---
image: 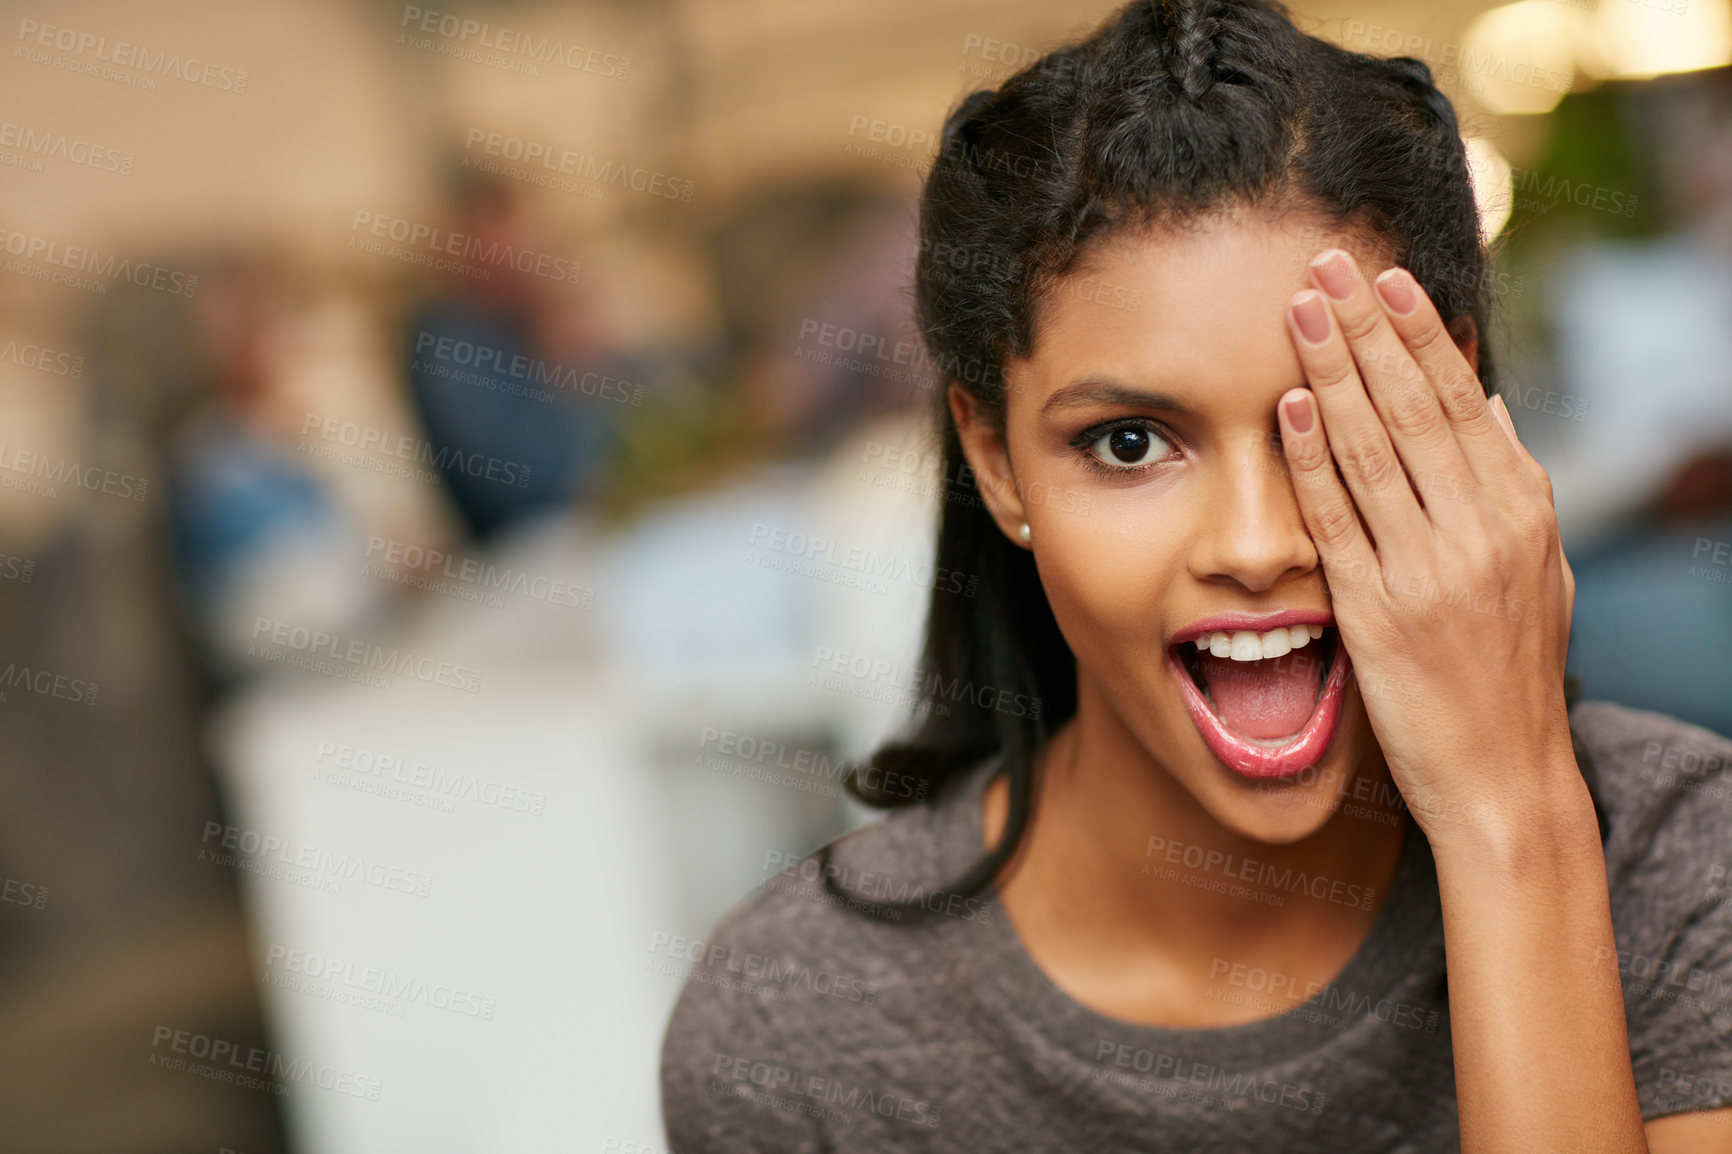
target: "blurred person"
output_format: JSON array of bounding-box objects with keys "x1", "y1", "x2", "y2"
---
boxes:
[
  {"x1": 596, "y1": 188, "x2": 931, "y2": 515},
  {"x1": 404, "y1": 173, "x2": 626, "y2": 539},
  {"x1": 719, "y1": 189, "x2": 931, "y2": 458},
  {"x1": 661, "y1": 2, "x2": 1732, "y2": 1151},
  {"x1": 166, "y1": 256, "x2": 380, "y2": 685}
]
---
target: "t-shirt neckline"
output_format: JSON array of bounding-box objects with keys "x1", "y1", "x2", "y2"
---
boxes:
[{"x1": 937, "y1": 754, "x2": 1444, "y2": 1071}]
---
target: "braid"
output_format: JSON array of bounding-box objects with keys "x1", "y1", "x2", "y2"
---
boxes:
[
  {"x1": 942, "y1": 88, "x2": 997, "y2": 151},
  {"x1": 1383, "y1": 56, "x2": 1460, "y2": 137},
  {"x1": 1158, "y1": 0, "x2": 1223, "y2": 100}
]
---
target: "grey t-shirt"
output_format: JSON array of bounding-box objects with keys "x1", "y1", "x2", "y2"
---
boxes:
[{"x1": 659, "y1": 702, "x2": 1732, "y2": 1151}]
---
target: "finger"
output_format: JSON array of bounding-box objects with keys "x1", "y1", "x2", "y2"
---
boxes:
[
  {"x1": 1560, "y1": 546, "x2": 1576, "y2": 650},
  {"x1": 1308, "y1": 250, "x2": 1475, "y2": 521},
  {"x1": 1490, "y1": 394, "x2": 1560, "y2": 505},
  {"x1": 1490, "y1": 394, "x2": 1533, "y2": 469},
  {"x1": 1369, "y1": 265, "x2": 1530, "y2": 495},
  {"x1": 1277, "y1": 387, "x2": 1380, "y2": 587},
  {"x1": 1286, "y1": 288, "x2": 1423, "y2": 548}
]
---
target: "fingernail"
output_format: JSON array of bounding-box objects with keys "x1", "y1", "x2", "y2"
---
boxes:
[
  {"x1": 1282, "y1": 392, "x2": 1314, "y2": 434},
  {"x1": 1492, "y1": 394, "x2": 1519, "y2": 444},
  {"x1": 1310, "y1": 250, "x2": 1358, "y2": 301},
  {"x1": 1374, "y1": 268, "x2": 1417, "y2": 315},
  {"x1": 1290, "y1": 293, "x2": 1330, "y2": 345}
]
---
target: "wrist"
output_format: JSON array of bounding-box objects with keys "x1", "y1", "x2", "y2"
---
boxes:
[{"x1": 1422, "y1": 759, "x2": 1604, "y2": 878}]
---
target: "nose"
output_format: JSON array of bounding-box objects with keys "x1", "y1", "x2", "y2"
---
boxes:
[{"x1": 1189, "y1": 428, "x2": 1318, "y2": 594}]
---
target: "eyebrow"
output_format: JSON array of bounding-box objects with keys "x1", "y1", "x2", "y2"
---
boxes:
[{"x1": 1040, "y1": 378, "x2": 1193, "y2": 416}]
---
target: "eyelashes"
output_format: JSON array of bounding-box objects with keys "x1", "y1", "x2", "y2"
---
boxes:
[{"x1": 1069, "y1": 417, "x2": 1181, "y2": 476}]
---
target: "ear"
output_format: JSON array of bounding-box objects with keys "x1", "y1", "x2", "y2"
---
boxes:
[
  {"x1": 948, "y1": 384, "x2": 1031, "y2": 549},
  {"x1": 1446, "y1": 314, "x2": 1480, "y2": 376}
]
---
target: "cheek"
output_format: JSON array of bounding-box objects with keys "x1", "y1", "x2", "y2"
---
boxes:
[{"x1": 1030, "y1": 501, "x2": 1188, "y2": 671}]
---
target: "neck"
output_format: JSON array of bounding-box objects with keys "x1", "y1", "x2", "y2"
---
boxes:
[{"x1": 983, "y1": 689, "x2": 1409, "y2": 1019}]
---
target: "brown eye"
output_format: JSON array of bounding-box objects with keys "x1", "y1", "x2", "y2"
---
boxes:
[{"x1": 1088, "y1": 423, "x2": 1171, "y2": 468}]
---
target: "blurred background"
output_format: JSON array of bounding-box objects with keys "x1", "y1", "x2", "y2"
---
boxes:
[{"x1": 0, "y1": 0, "x2": 1729, "y2": 1150}]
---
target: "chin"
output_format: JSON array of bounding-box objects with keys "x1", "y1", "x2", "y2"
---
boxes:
[{"x1": 1162, "y1": 670, "x2": 1378, "y2": 847}]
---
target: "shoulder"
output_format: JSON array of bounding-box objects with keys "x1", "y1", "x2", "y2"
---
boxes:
[
  {"x1": 659, "y1": 768, "x2": 993, "y2": 1150},
  {"x1": 1571, "y1": 699, "x2": 1730, "y2": 945},
  {"x1": 1569, "y1": 702, "x2": 1732, "y2": 1120},
  {"x1": 1570, "y1": 699, "x2": 1732, "y2": 778},
  {"x1": 1571, "y1": 699, "x2": 1732, "y2": 866}
]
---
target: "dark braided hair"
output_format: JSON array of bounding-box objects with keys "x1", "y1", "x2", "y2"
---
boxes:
[
  {"x1": 1162, "y1": 0, "x2": 1221, "y2": 98},
  {"x1": 819, "y1": 0, "x2": 1606, "y2": 920}
]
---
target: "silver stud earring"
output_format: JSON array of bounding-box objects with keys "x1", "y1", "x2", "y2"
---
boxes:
[{"x1": 1017, "y1": 522, "x2": 1031, "y2": 545}]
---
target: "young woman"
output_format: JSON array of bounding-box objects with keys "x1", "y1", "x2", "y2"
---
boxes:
[{"x1": 660, "y1": 2, "x2": 1732, "y2": 1149}]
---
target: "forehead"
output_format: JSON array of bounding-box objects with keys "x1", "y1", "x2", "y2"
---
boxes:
[{"x1": 1012, "y1": 211, "x2": 1389, "y2": 401}]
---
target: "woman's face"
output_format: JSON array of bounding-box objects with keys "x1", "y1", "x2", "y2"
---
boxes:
[{"x1": 957, "y1": 212, "x2": 1435, "y2": 844}]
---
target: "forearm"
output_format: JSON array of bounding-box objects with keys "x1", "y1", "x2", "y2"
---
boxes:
[{"x1": 1429, "y1": 770, "x2": 1647, "y2": 1154}]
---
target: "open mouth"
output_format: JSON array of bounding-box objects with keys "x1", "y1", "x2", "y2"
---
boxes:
[{"x1": 1165, "y1": 619, "x2": 1352, "y2": 780}]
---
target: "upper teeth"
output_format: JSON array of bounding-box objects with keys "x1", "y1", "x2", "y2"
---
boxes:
[{"x1": 1193, "y1": 624, "x2": 1323, "y2": 661}]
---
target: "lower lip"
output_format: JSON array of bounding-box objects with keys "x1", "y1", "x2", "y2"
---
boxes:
[{"x1": 1166, "y1": 642, "x2": 1353, "y2": 780}]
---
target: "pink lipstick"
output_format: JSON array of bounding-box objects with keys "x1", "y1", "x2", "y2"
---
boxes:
[{"x1": 1167, "y1": 612, "x2": 1350, "y2": 780}]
